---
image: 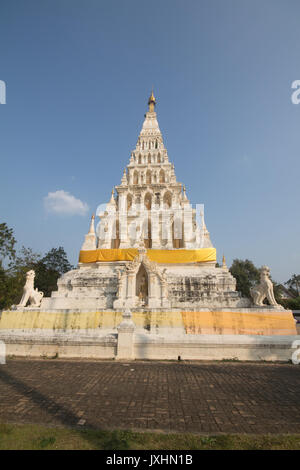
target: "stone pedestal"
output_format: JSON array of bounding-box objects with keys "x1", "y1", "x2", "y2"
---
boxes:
[{"x1": 116, "y1": 309, "x2": 135, "y2": 360}]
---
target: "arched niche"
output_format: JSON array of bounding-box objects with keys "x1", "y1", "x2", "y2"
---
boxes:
[
  {"x1": 113, "y1": 253, "x2": 170, "y2": 310},
  {"x1": 159, "y1": 169, "x2": 165, "y2": 183},
  {"x1": 146, "y1": 170, "x2": 152, "y2": 184},
  {"x1": 163, "y1": 191, "x2": 172, "y2": 208},
  {"x1": 144, "y1": 192, "x2": 152, "y2": 210},
  {"x1": 136, "y1": 264, "x2": 148, "y2": 303}
]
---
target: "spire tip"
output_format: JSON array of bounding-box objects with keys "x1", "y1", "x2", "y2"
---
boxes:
[{"x1": 148, "y1": 89, "x2": 156, "y2": 112}]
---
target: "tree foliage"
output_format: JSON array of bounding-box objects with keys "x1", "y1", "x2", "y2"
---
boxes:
[
  {"x1": 40, "y1": 247, "x2": 73, "y2": 275},
  {"x1": 0, "y1": 223, "x2": 16, "y2": 265},
  {"x1": 280, "y1": 297, "x2": 300, "y2": 311},
  {"x1": 9, "y1": 247, "x2": 41, "y2": 274},
  {"x1": 35, "y1": 247, "x2": 73, "y2": 297},
  {"x1": 229, "y1": 259, "x2": 260, "y2": 298},
  {"x1": 285, "y1": 274, "x2": 300, "y2": 296}
]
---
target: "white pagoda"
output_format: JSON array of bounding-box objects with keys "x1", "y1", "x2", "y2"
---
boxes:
[
  {"x1": 1, "y1": 92, "x2": 296, "y2": 361},
  {"x1": 42, "y1": 92, "x2": 247, "y2": 311}
]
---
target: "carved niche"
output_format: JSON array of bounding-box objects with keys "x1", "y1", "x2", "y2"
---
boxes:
[{"x1": 113, "y1": 248, "x2": 170, "y2": 309}]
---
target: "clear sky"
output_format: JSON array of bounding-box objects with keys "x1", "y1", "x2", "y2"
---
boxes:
[{"x1": 0, "y1": 0, "x2": 299, "y2": 283}]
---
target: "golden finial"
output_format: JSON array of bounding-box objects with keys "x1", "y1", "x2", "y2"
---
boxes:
[
  {"x1": 222, "y1": 254, "x2": 227, "y2": 269},
  {"x1": 92, "y1": 213, "x2": 95, "y2": 220},
  {"x1": 148, "y1": 89, "x2": 156, "y2": 112}
]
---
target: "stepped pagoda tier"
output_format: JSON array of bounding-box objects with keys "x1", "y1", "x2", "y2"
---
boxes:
[
  {"x1": 41, "y1": 92, "x2": 250, "y2": 311},
  {"x1": 86, "y1": 91, "x2": 213, "y2": 252}
]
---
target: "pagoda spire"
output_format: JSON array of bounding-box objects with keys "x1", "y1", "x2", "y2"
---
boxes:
[
  {"x1": 109, "y1": 188, "x2": 116, "y2": 205},
  {"x1": 81, "y1": 214, "x2": 96, "y2": 251},
  {"x1": 137, "y1": 90, "x2": 162, "y2": 146},
  {"x1": 222, "y1": 254, "x2": 228, "y2": 271},
  {"x1": 88, "y1": 214, "x2": 95, "y2": 234}
]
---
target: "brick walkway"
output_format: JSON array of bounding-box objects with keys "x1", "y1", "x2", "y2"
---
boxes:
[{"x1": 0, "y1": 359, "x2": 300, "y2": 434}]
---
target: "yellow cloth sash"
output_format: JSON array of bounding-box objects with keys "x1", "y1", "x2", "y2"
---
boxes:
[
  {"x1": 79, "y1": 248, "x2": 216, "y2": 264},
  {"x1": 147, "y1": 248, "x2": 216, "y2": 263}
]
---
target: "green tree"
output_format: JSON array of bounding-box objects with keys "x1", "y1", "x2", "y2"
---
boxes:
[
  {"x1": 280, "y1": 297, "x2": 300, "y2": 311},
  {"x1": 0, "y1": 222, "x2": 16, "y2": 265},
  {"x1": 0, "y1": 223, "x2": 17, "y2": 309},
  {"x1": 229, "y1": 259, "x2": 260, "y2": 298},
  {"x1": 285, "y1": 274, "x2": 300, "y2": 296},
  {"x1": 0, "y1": 264, "x2": 9, "y2": 309},
  {"x1": 35, "y1": 247, "x2": 73, "y2": 297},
  {"x1": 40, "y1": 247, "x2": 73, "y2": 275},
  {"x1": 9, "y1": 246, "x2": 41, "y2": 273},
  {"x1": 0, "y1": 265, "x2": 24, "y2": 310}
]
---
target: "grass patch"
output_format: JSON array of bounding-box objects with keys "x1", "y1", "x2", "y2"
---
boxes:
[{"x1": 0, "y1": 423, "x2": 300, "y2": 450}]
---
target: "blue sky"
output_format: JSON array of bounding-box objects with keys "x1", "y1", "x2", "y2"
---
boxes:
[{"x1": 0, "y1": 0, "x2": 299, "y2": 283}]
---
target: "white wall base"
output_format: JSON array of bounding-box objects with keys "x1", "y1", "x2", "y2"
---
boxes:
[{"x1": 0, "y1": 330, "x2": 299, "y2": 362}]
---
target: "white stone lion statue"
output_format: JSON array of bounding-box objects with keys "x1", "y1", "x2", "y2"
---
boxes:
[
  {"x1": 250, "y1": 266, "x2": 279, "y2": 307},
  {"x1": 17, "y1": 270, "x2": 44, "y2": 308}
]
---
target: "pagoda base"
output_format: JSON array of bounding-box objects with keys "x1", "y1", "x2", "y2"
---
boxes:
[
  {"x1": 0, "y1": 307, "x2": 298, "y2": 362},
  {"x1": 38, "y1": 260, "x2": 252, "y2": 311}
]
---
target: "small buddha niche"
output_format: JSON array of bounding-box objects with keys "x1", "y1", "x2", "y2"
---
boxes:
[
  {"x1": 144, "y1": 193, "x2": 152, "y2": 210},
  {"x1": 136, "y1": 264, "x2": 148, "y2": 304}
]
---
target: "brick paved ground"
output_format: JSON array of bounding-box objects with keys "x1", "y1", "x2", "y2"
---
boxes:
[{"x1": 0, "y1": 359, "x2": 300, "y2": 434}]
